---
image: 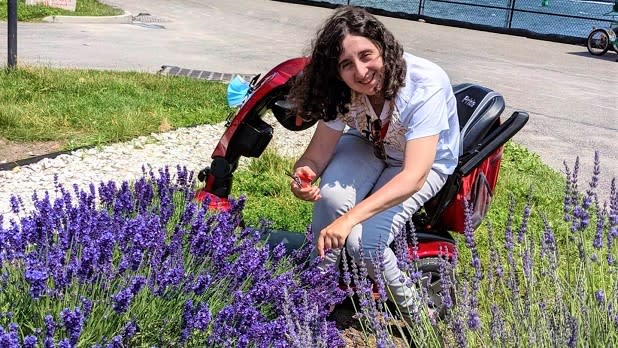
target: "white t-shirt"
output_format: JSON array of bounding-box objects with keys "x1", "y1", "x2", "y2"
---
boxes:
[{"x1": 325, "y1": 52, "x2": 460, "y2": 175}]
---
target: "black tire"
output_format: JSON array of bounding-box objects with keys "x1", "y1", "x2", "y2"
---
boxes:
[
  {"x1": 414, "y1": 257, "x2": 456, "y2": 319},
  {"x1": 611, "y1": 26, "x2": 618, "y2": 53},
  {"x1": 587, "y1": 29, "x2": 610, "y2": 56},
  {"x1": 269, "y1": 84, "x2": 317, "y2": 132}
]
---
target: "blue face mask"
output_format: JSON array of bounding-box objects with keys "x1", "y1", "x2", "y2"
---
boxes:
[{"x1": 227, "y1": 75, "x2": 251, "y2": 107}]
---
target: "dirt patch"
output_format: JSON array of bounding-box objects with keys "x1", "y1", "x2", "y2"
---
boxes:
[
  {"x1": 0, "y1": 137, "x2": 64, "y2": 165},
  {"x1": 332, "y1": 299, "x2": 411, "y2": 347}
]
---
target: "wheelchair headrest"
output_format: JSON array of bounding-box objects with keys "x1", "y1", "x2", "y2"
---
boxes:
[{"x1": 452, "y1": 83, "x2": 505, "y2": 154}]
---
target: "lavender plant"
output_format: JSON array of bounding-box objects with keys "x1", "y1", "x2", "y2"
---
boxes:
[
  {"x1": 0, "y1": 166, "x2": 344, "y2": 347},
  {"x1": 335, "y1": 151, "x2": 616, "y2": 347},
  {"x1": 1, "y1": 148, "x2": 616, "y2": 347},
  {"x1": 444, "y1": 152, "x2": 617, "y2": 346}
]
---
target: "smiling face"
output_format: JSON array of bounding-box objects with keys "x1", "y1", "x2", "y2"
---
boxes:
[{"x1": 337, "y1": 34, "x2": 385, "y2": 97}]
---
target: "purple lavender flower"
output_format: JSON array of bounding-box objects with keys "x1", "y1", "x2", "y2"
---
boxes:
[
  {"x1": 44, "y1": 314, "x2": 56, "y2": 338},
  {"x1": 463, "y1": 200, "x2": 481, "y2": 278},
  {"x1": 154, "y1": 264, "x2": 185, "y2": 294},
  {"x1": 504, "y1": 195, "x2": 515, "y2": 253},
  {"x1": 451, "y1": 315, "x2": 467, "y2": 347},
  {"x1": 111, "y1": 276, "x2": 146, "y2": 314},
  {"x1": 280, "y1": 287, "x2": 344, "y2": 348},
  {"x1": 180, "y1": 299, "x2": 194, "y2": 343},
  {"x1": 563, "y1": 160, "x2": 574, "y2": 221},
  {"x1": 123, "y1": 320, "x2": 138, "y2": 339},
  {"x1": 591, "y1": 204, "x2": 606, "y2": 251},
  {"x1": 191, "y1": 273, "x2": 212, "y2": 296},
  {"x1": 571, "y1": 157, "x2": 581, "y2": 200},
  {"x1": 106, "y1": 336, "x2": 122, "y2": 348},
  {"x1": 504, "y1": 195, "x2": 520, "y2": 300},
  {"x1": 155, "y1": 167, "x2": 175, "y2": 225},
  {"x1": 289, "y1": 226, "x2": 314, "y2": 265},
  {"x1": 340, "y1": 250, "x2": 354, "y2": 298},
  {"x1": 595, "y1": 290, "x2": 605, "y2": 305},
  {"x1": 271, "y1": 242, "x2": 287, "y2": 263},
  {"x1": 193, "y1": 303, "x2": 211, "y2": 331},
  {"x1": 371, "y1": 241, "x2": 389, "y2": 303},
  {"x1": 489, "y1": 305, "x2": 504, "y2": 343},
  {"x1": 583, "y1": 151, "x2": 601, "y2": 209},
  {"x1": 61, "y1": 307, "x2": 85, "y2": 346},
  {"x1": 517, "y1": 197, "x2": 532, "y2": 243},
  {"x1": 24, "y1": 263, "x2": 49, "y2": 300},
  {"x1": 567, "y1": 315, "x2": 578, "y2": 348},
  {"x1": 407, "y1": 222, "x2": 420, "y2": 263},
  {"x1": 541, "y1": 215, "x2": 556, "y2": 256},
  {"x1": 114, "y1": 181, "x2": 134, "y2": 215},
  {"x1": 23, "y1": 335, "x2": 38, "y2": 348},
  {"x1": 438, "y1": 255, "x2": 454, "y2": 310},
  {"x1": 467, "y1": 309, "x2": 481, "y2": 330},
  {"x1": 133, "y1": 176, "x2": 154, "y2": 213},
  {"x1": 9, "y1": 195, "x2": 21, "y2": 214},
  {"x1": 608, "y1": 179, "x2": 617, "y2": 266},
  {"x1": 0, "y1": 324, "x2": 20, "y2": 348},
  {"x1": 98, "y1": 181, "x2": 117, "y2": 207},
  {"x1": 1, "y1": 167, "x2": 357, "y2": 347},
  {"x1": 44, "y1": 336, "x2": 55, "y2": 347},
  {"x1": 179, "y1": 201, "x2": 196, "y2": 226},
  {"x1": 80, "y1": 297, "x2": 93, "y2": 318}
]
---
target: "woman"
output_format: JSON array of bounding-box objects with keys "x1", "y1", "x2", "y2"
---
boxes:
[{"x1": 288, "y1": 6, "x2": 460, "y2": 318}]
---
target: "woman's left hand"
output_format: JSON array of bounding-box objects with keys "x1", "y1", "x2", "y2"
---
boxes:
[{"x1": 316, "y1": 216, "x2": 354, "y2": 258}]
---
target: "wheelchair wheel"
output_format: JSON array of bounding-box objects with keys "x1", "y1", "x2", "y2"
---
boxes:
[
  {"x1": 587, "y1": 29, "x2": 610, "y2": 56},
  {"x1": 415, "y1": 257, "x2": 456, "y2": 319}
]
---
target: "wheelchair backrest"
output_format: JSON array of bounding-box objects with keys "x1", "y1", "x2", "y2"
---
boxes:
[{"x1": 453, "y1": 83, "x2": 505, "y2": 154}]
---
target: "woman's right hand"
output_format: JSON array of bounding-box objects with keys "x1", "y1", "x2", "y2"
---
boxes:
[{"x1": 290, "y1": 166, "x2": 321, "y2": 201}]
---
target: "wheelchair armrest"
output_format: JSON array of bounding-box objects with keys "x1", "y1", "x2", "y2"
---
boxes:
[{"x1": 458, "y1": 111, "x2": 529, "y2": 176}]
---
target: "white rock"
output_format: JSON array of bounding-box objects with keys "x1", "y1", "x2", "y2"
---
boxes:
[{"x1": 0, "y1": 121, "x2": 316, "y2": 226}]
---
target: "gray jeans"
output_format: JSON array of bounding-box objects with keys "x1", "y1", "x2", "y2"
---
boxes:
[{"x1": 312, "y1": 131, "x2": 448, "y2": 313}]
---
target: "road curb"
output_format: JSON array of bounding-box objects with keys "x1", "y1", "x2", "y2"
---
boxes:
[{"x1": 42, "y1": 10, "x2": 133, "y2": 24}]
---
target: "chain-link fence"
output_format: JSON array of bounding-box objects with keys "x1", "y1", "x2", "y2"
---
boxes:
[{"x1": 279, "y1": 0, "x2": 618, "y2": 41}]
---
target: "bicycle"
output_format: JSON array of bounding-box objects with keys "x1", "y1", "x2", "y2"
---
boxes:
[{"x1": 587, "y1": 8, "x2": 618, "y2": 56}]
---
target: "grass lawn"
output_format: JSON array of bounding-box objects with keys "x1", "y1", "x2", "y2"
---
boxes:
[
  {"x1": 0, "y1": 0, "x2": 123, "y2": 21},
  {"x1": 0, "y1": 67, "x2": 232, "y2": 149}
]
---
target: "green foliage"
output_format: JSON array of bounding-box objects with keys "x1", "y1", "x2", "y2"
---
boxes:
[
  {"x1": 446, "y1": 144, "x2": 618, "y2": 346},
  {"x1": 0, "y1": 67, "x2": 232, "y2": 149},
  {"x1": 232, "y1": 150, "x2": 313, "y2": 232},
  {"x1": 235, "y1": 142, "x2": 617, "y2": 346},
  {"x1": 0, "y1": 0, "x2": 123, "y2": 21}
]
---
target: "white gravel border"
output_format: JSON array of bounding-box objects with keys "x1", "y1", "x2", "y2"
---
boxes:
[{"x1": 0, "y1": 115, "x2": 315, "y2": 224}]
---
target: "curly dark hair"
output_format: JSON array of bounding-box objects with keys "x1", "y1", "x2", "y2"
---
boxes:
[{"x1": 289, "y1": 6, "x2": 406, "y2": 122}]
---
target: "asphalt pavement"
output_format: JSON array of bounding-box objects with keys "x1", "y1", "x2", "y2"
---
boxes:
[{"x1": 1, "y1": 0, "x2": 617, "y2": 196}]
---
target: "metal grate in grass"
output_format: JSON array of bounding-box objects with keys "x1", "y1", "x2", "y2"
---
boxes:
[{"x1": 158, "y1": 65, "x2": 256, "y2": 82}]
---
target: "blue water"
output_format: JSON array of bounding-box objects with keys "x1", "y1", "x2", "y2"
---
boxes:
[{"x1": 328, "y1": 0, "x2": 617, "y2": 38}]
